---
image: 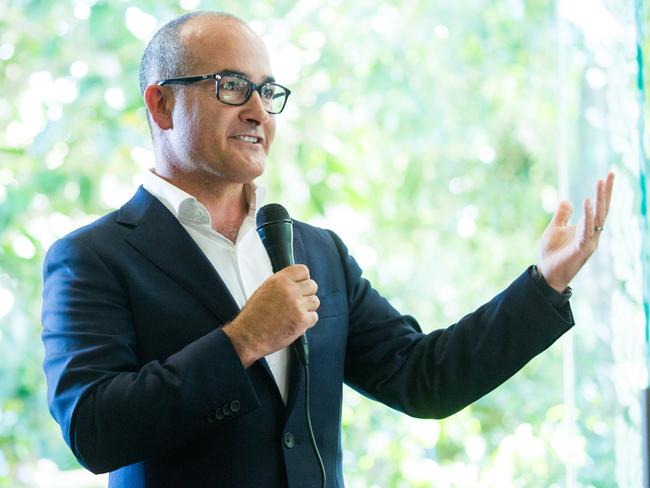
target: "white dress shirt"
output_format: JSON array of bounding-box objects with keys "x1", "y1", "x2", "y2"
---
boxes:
[{"x1": 143, "y1": 171, "x2": 290, "y2": 404}]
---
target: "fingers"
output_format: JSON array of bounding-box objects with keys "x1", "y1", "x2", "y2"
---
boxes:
[
  {"x1": 595, "y1": 171, "x2": 614, "y2": 226},
  {"x1": 280, "y1": 264, "x2": 310, "y2": 280},
  {"x1": 593, "y1": 170, "x2": 615, "y2": 228},
  {"x1": 551, "y1": 200, "x2": 573, "y2": 226},
  {"x1": 583, "y1": 197, "x2": 594, "y2": 239},
  {"x1": 273, "y1": 265, "x2": 319, "y2": 314},
  {"x1": 299, "y1": 278, "x2": 318, "y2": 296},
  {"x1": 593, "y1": 178, "x2": 606, "y2": 227},
  {"x1": 603, "y1": 171, "x2": 615, "y2": 218},
  {"x1": 305, "y1": 311, "x2": 319, "y2": 328},
  {"x1": 299, "y1": 278, "x2": 319, "y2": 313},
  {"x1": 555, "y1": 171, "x2": 614, "y2": 232},
  {"x1": 303, "y1": 294, "x2": 320, "y2": 312},
  {"x1": 294, "y1": 293, "x2": 319, "y2": 333},
  {"x1": 276, "y1": 264, "x2": 318, "y2": 298},
  {"x1": 597, "y1": 179, "x2": 606, "y2": 223}
]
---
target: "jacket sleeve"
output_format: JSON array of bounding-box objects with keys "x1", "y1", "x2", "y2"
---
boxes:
[
  {"x1": 41, "y1": 235, "x2": 260, "y2": 474},
  {"x1": 329, "y1": 230, "x2": 575, "y2": 419}
]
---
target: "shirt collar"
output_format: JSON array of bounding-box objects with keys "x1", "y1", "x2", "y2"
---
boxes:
[{"x1": 142, "y1": 170, "x2": 266, "y2": 226}]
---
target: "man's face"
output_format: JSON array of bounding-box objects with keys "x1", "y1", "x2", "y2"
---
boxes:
[{"x1": 165, "y1": 18, "x2": 277, "y2": 184}]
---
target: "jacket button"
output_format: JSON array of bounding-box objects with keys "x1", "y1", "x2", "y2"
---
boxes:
[
  {"x1": 206, "y1": 411, "x2": 217, "y2": 424},
  {"x1": 283, "y1": 432, "x2": 295, "y2": 449},
  {"x1": 214, "y1": 408, "x2": 224, "y2": 421},
  {"x1": 222, "y1": 403, "x2": 232, "y2": 416},
  {"x1": 230, "y1": 400, "x2": 240, "y2": 413}
]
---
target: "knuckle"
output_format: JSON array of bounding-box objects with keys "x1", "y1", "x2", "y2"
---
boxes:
[
  {"x1": 286, "y1": 319, "x2": 300, "y2": 336},
  {"x1": 300, "y1": 310, "x2": 314, "y2": 327},
  {"x1": 299, "y1": 313, "x2": 310, "y2": 327},
  {"x1": 269, "y1": 273, "x2": 284, "y2": 287},
  {"x1": 290, "y1": 300, "x2": 302, "y2": 316},
  {"x1": 286, "y1": 322, "x2": 298, "y2": 337}
]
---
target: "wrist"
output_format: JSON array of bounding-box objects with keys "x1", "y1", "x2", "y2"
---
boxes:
[
  {"x1": 222, "y1": 321, "x2": 258, "y2": 369},
  {"x1": 533, "y1": 265, "x2": 571, "y2": 294}
]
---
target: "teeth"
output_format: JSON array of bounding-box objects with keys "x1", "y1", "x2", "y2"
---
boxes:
[{"x1": 236, "y1": 135, "x2": 258, "y2": 143}]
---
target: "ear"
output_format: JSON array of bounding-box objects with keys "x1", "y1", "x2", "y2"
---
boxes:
[{"x1": 144, "y1": 84, "x2": 174, "y2": 130}]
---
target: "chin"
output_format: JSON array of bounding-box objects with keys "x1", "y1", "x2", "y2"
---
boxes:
[
  {"x1": 248, "y1": 157, "x2": 266, "y2": 177},
  {"x1": 229, "y1": 161, "x2": 265, "y2": 184}
]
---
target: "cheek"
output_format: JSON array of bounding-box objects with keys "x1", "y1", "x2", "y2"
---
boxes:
[
  {"x1": 177, "y1": 120, "x2": 202, "y2": 155},
  {"x1": 171, "y1": 99, "x2": 203, "y2": 146},
  {"x1": 265, "y1": 120, "x2": 277, "y2": 152},
  {"x1": 192, "y1": 114, "x2": 226, "y2": 149}
]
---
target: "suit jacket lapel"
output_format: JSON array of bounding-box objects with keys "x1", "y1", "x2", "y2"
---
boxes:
[
  {"x1": 117, "y1": 187, "x2": 240, "y2": 326},
  {"x1": 117, "y1": 188, "x2": 306, "y2": 409}
]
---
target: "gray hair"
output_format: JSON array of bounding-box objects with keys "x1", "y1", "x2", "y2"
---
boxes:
[{"x1": 138, "y1": 10, "x2": 243, "y2": 96}]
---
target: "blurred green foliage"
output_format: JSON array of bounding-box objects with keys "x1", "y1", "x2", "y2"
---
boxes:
[{"x1": 0, "y1": 0, "x2": 644, "y2": 486}]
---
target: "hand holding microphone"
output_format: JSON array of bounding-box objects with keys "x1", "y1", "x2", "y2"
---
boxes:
[{"x1": 223, "y1": 204, "x2": 319, "y2": 368}]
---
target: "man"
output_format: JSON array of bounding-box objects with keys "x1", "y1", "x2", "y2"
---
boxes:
[{"x1": 41, "y1": 10, "x2": 615, "y2": 488}]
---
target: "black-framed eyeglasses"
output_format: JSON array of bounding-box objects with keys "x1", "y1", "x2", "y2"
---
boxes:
[{"x1": 157, "y1": 72, "x2": 291, "y2": 114}]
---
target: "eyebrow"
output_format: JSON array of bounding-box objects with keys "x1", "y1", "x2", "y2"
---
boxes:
[{"x1": 220, "y1": 69, "x2": 276, "y2": 84}]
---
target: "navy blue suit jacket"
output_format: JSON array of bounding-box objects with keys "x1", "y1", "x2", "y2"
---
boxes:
[{"x1": 42, "y1": 187, "x2": 574, "y2": 487}]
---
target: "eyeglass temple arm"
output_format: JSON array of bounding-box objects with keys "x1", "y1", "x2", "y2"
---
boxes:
[{"x1": 157, "y1": 74, "x2": 216, "y2": 86}]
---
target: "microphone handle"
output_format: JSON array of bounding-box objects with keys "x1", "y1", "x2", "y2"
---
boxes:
[
  {"x1": 294, "y1": 336, "x2": 309, "y2": 365},
  {"x1": 257, "y1": 222, "x2": 294, "y2": 271}
]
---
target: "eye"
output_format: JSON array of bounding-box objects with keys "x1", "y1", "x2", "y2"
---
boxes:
[
  {"x1": 221, "y1": 77, "x2": 248, "y2": 92},
  {"x1": 260, "y1": 85, "x2": 275, "y2": 99}
]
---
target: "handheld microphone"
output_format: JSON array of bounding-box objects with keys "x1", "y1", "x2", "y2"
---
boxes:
[
  {"x1": 256, "y1": 203, "x2": 309, "y2": 365},
  {"x1": 256, "y1": 203, "x2": 326, "y2": 487}
]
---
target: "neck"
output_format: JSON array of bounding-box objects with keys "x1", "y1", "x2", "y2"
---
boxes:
[{"x1": 153, "y1": 167, "x2": 251, "y2": 244}]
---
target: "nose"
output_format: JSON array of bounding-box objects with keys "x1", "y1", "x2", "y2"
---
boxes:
[{"x1": 239, "y1": 90, "x2": 271, "y2": 126}]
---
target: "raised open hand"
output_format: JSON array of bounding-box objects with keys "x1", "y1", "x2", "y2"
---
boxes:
[{"x1": 536, "y1": 172, "x2": 615, "y2": 292}]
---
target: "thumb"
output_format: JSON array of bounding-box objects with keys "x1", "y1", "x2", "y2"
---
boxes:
[{"x1": 551, "y1": 200, "x2": 573, "y2": 226}]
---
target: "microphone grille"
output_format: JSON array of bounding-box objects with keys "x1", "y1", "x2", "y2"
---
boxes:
[{"x1": 256, "y1": 203, "x2": 291, "y2": 227}]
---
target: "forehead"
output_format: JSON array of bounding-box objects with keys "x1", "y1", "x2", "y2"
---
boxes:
[{"x1": 180, "y1": 17, "x2": 272, "y2": 80}]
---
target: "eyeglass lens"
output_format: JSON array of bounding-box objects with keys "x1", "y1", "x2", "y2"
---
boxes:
[{"x1": 217, "y1": 75, "x2": 287, "y2": 113}]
